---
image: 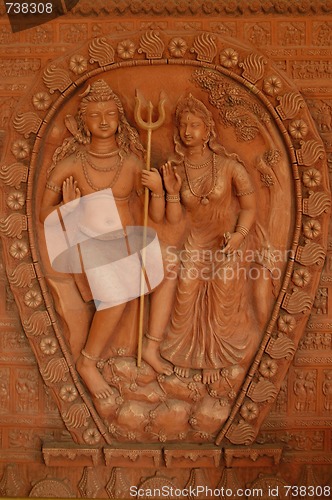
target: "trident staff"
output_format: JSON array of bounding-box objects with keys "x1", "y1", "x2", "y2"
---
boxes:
[{"x1": 134, "y1": 91, "x2": 166, "y2": 367}]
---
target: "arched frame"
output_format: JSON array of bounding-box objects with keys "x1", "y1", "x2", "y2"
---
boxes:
[{"x1": 0, "y1": 30, "x2": 330, "y2": 453}]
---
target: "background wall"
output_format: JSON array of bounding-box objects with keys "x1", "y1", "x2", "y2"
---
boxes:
[{"x1": 0, "y1": 1, "x2": 331, "y2": 497}]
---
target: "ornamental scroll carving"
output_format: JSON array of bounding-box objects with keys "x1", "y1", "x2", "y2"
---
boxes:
[{"x1": 0, "y1": 30, "x2": 330, "y2": 450}]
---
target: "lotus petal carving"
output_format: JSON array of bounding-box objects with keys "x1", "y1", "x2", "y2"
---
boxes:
[
  {"x1": 43, "y1": 65, "x2": 72, "y2": 94},
  {"x1": 13, "y1": 112, "x2": 42, "y2": 138},
  {"x1": 0, "y1": 213, "x2": 27, "y2": 239},
  {"x1": 0, "y1": 163, "x2": 28, "y2": 189},
  {"x1": 89, "y1": 38, "x2": 115, "y2": 66},
  {"x1": 41, "y1": 358, "x2": 69, "y2": 385},
  {"x1": 8, "y1": 263, "x2": 35, "y2": 288},
  {"x1": 303, "y1": 191, "x2": 331, "y2": 218}
]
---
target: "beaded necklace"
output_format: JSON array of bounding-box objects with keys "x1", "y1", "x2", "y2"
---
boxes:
[
  {"x1": 184, "y1": 153, "x2": 217, "y2": 205},
  {"x1": 84, "y1": 151, "x2": 120, "y2": 172},
  {"x1": 87, "y1": 148, "x2": 119, "y2": 158},
  {"x1": 80, "y1": 151, "x2": 124, "y2": 191},
  {"x1": 184, "y1": 155, "x2": 213, "y2": 170}
]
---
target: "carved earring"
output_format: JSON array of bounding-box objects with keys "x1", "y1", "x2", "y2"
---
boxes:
[
  {"x1": 83, "y1": 127, "x2": 91, "y2": 144},
  {"x1": 202, "y1": 135, "x2": 209, "y2": 154}
]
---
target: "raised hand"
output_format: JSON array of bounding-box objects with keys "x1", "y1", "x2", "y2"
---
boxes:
[
  {"x1": 62, "y1": 176, "x2": 81, "y2": 204},
  {"x1": 141, "y1": 167, "x2": 164, "y2": 195},
  {"x1": 162, "y1": 161, "x2": 182, "y2": 195}
]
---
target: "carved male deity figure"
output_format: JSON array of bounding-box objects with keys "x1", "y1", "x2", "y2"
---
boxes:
[{"x1": 40, "y1": 80, "x2": 168, "y2": 398}]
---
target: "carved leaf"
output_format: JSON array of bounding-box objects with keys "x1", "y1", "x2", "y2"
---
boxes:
[
  {"x1": 23, "y1": 310, "x2": 51, "y2": 336},
  {"x1": 78, "y1": 467, "x2": 102, "y2": 499},
  {"x1": 8, "y1": 263, "x2": 35, "y2": 287},
  {"x1": 106, "y1": 468, "x2": 131, "y2": 499},
  {"x1": 13, "y1": 112, "x2": 42, "y2": 138},
  {"x1": 282, "y1": 288, "x2": 313, "y2": 314},
  {"x1": 41, "y1": 358, "x2": 69, "y2": 385},
  {"x1": 296, "y1": 140, "x2": 325, "y2": 166},
  {"x1": 303, "y1": 191, "x2": 331, "y2": 217},
  {"x1": 276, "y1": 91, "x2": 305, "y2": 120},
  {"x1": 247, "y1": 379, "x2": 278, "y2": 403},
  {"x1": 43, "y1": 65, "x2": 72, "y2": 94},
  {"x1": 0, "y1": 213, "x2": 27, "y2": 238},
  {"x1": 240, "y1": 53, "x2": 266, "y2": 83},
  {"x1": 138, "y1": 31, "x2": 164, "y2": 59},
  {"x1": 191, "y1": 32, "x2": 217, "y2": 63},
  {"x1": 89, "y1": 37, "x2": 115, "y2": 66},
  {"x1": 226, "y1": 421, "x2": 255, "y2": 445},
  {"x1": 62, "y1": 403, "x2": 90, "y2": 429},
  {"x1": 0, "y1": 464, "x2": 25, "y2": 497},
  {"x1": 296, "y1": 241, "x2": 326, "y2": 267},
  {"x1": 0, "y1": 163, "x2": 28, "y2": 189},
  {"x1": 266, "y1": 333, "x2": 296, "y2": 360},
  {"x1": 216, "y1": 468, "x2": 241, "y2": 492}
]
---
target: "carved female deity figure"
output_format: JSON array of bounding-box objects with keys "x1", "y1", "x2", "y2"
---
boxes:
[
  {"x1": 160, "y1": 95, "x2": 270, "y2": 384},
  {"x1": 40, "y1": 80, "x2": 166, "y2": 398}
]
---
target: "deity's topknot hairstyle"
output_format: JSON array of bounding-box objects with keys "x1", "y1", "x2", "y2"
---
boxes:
[{"x1": 76, "y1": 79, "x2": 144, "y2": 158}]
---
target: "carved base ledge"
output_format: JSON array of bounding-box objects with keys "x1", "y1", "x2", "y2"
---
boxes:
[
  {"x1": 42, "y1": 443, "x2": 103, "y2": 467},
  {"x1": 104, "y1": 444, "x2": 163, "y2": 468},
  {"x1": 282, "y1": 452, "x2": 332, "y2": 464},
  {"x1": 163, "y1": 445, "x2": 221, "y2": 468},
  {"x1": 42, "y1": 443, "x2": 224, "y2": 468},
  {"x1": 224, "y1": 445, "x2": 283, "y2": 468},
  {"x1": 0, "y1": 451, "x2": 42, "y2": 464}
]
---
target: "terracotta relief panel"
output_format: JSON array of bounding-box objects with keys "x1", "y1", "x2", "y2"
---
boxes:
[
  {"x1": 0, "y1": 25, "x2": 329, "y2": 455},
  {"x1": 0, "y1": 0, "x2": 332, "y2": 496}
]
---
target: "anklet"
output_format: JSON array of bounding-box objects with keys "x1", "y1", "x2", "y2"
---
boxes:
[
  {"x1": 146, "y1": 334, "x2": 162, "y2": 343},
  {"x1": 81, "y1": 348, "x2": 100, "y2": 361}
]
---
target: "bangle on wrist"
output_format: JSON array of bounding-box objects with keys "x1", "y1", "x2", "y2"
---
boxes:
[
  {"x1": 151, "y1": 190, "x2": 165, "y2": 198},
  {"x1": 166, "y1": 193, "x2": 180, "y2": 202},
  {"x1": 235, "y1": 225, "x2": 249, "y2": 238}
]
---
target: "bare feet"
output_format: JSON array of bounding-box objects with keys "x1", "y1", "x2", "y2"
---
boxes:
[
  {"x1": 202, "y1": 368, "x2": 221, "y2": 385},
  {"x1": 142, "y1": 338, "x2": 173, "y2": 376},
  {"x1": 174, "y1": 366, "x2": 190, "y2": 378},
  {"x1": 76, "y1": 354, "x2": 113, "y2": 399}
]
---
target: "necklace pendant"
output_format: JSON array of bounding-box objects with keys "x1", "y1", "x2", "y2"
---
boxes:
[{"x1": 201, "y1": 196, "x2": 209, "y2": 205}]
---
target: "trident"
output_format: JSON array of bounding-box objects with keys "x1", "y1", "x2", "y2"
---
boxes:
[{"x1": 134, "y1": 91, "x2": 166, "y2": 367}]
